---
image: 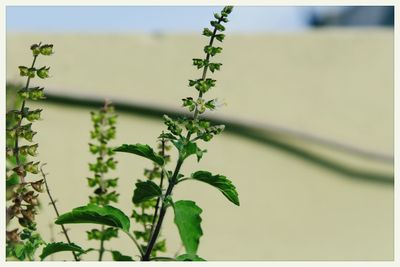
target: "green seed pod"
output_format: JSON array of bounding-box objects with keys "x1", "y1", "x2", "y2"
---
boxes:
[
  {"x1": 18, "y1": 66, "x2": 29, "y2": 76},
  {"x1": 29, "y1": 87, "x2": 45, "y2": 100},
  {"x1": 202, "y1": 28, "x2": 213, "y2": 37},
  {"x1": 27, "y1": 144, "x2": 39, "y2": 156},
  {"x1": 26, "y1": 109, "x2": 42, "y2": 122},
  {"x1": 30, "y1": 44, "x2": 41, "y2": 56},
  {"x1": 89, "y1": 143, "x2": 99, "y2": 154},
  {"x1": 18, "y1": 89, "x2": 29, "y2": 99},
  {"x1": 27, "y1": 68, "x2": 36, "y2": 78},
  {"x1": 36, "y1": 66, "x2": 50, "y2": 79},
  {"x1": 24, "y1": 162, "x2": 40, "y2": 174},
  {"x1": 39, "y1": 44, "x2": 54, "y2": 56}
]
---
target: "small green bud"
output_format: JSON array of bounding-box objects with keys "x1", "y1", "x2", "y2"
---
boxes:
[
  {"x1": 192, "y1": 58, "x2": 207, "y2": 69},
  {"x1": 18, "y1": 89, "x2": 29, "y2": 99},
  {"x1": 23, "y1": 130, "x2": 37, "y2": 142},
  {"x1": 18, "y1": 66, "x2": 29, "y2": 76},
  {"x1": 202, "y1": 133, "x2": 213, "y2": 142},
  {"x1": 222, "y1": 6, "x2": 234, "y2": 15},
  {"x1": 106, "y1": 158, "x2": 117, "y2": 169},
  {"x1": 106, "y1": 178, "x2": 119, "y2": 187},
  {"x1": 215, "y1": 34, "x2": 225, "y2": 42},
  {"x1": 30, "y1": 44, "x2": 41, "y2": 56},
  {"x1": 27, "y1": 144, "x2": 39, "y2": 156},
  {"x1": 29, "y1": 87, "x2": 45, "y2": 100},
  {"x1": 39, "y1": 44, "x2": 54, "y2": 56},
  {"x1": 106, "y1": 127, "x2": 116, "y2": 139},
  {"x1": 19, "y1": 66, "x2": 36, "y2": 78},
  {"x1": 87, "y1": 177, "x2": 97, "y2": 187},
  {"x1": 24, "y1": 161, "x2": 40, "y2": 174},
  {"x1": 26, "y1": 109, "x2": 42, "y2": 122},
  {"x1": 208, "y1": 62, "x2": 222, "y2": 73},
  {"x1": 91, "y1": 112, "x2": 102, "y2": 124},
  {"x1": 36, "y1": 66, "x2": 50, "y2": 79},
  {"x1": 202, "y1": 28, "x2": 213, "y2": 37},
  {"x1": 182, "y1": 97, "x2": 196, "y2": 112},
  {"x1": 210, "y1": 21, "x2": 225, "y2": 31},
  {"x1": 205, "y1": 99, "x2": 217, "y2": 110}
]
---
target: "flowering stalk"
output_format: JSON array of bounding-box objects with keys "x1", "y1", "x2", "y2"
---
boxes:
[
  {"x1": 87, "y1": 100, "x2": 119, "y2": 261},
  {"x1": 6, "y1": 43, "x2": 54, "y2": 261}
]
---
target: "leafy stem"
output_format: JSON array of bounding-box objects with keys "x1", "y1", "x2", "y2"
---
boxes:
[
  {"x1": 149, "y1": 137, "x2": 166, "y2": 237},
  {"x1": 141, "y1": 7, "x2": 233, "y2": 261}
]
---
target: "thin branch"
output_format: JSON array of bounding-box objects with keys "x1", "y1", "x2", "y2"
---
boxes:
[
  {"x1": 124, "y1": 230, "x2": 144, "y2": 258},
  {"x1": 40, "y1": 164, "x2": 79, "y2": 261}
]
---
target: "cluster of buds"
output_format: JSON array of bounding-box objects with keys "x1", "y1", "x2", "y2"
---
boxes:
[
  {"x1": 163, "y1": 6, "x2": 233, "y2": 144},
  {"x1": 86, "y1": 101, "x2": 120, "y2": 243},
  {"x1": 87, "y1": 101, "x2": 119, "y2": 206},
  {"x1": 6, "y1": 43, "x2": 53, "y2": 260},
  {"x1": 132, "y1": 137, "x2": 170, "y2": 257}
]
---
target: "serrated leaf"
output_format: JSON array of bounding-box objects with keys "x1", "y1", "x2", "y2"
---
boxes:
[
  {"x1": 173, "y1": 200, "x2": 203, "y2": 255},
  {"x1": 111, "y1": 251, "x2": 134, "y2": 261},
  {"x1": 191, "y1": 171, "x2": 239, "y2": 206},
  {"x1": 114, "y1": 144, "x2": 164, "y2": 166},
  {"x1": 176, "y1": 254, "x2": 206, "y2": 261},
  {"x1": 132, "y1": 180, "x2": 162, "y2": 204},
  {"x1": 55, "y1": 204, "x2": 130, "y2": 232},
  {"x1": 40, "y1": 242, "x2": 85, "y2": 261}
]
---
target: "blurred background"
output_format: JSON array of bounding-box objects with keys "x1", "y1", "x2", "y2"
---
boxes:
[{"x1": 6, "y1": 6, "x2": 394, "y2": 260}]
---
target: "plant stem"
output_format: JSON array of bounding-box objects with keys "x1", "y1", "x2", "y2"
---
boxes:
[
  {"x1": 142, "y1": 16, "x2": 225, "y2": 261},
  {"x1": 14, "y1": 54, "x2": 38, "y2": 182},
  {"x1": 149, "y1": 137, "x2": 166, "y2": 237},
  {"x1": 98, "y1": 225, "x2": 105, "y2": 261},
  {"x1": 96, "y1": 103, "x2": 108, "y2": 261},
  {"x1": 40, "y1": 165, "x2": 79, "y2": 261},
  {"x1": 142, "y1": 159, "x2": 183, "y2": 261},
  {"x1": 124, "y1": 231, "x2": 144, "y2": 257},
  {"x1": 187, "y1": 16, "x2": 223, "y2": 141}
]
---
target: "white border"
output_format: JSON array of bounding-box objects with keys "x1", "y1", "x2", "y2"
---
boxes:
[{"x1": 1, "y1": 0, "x2": 398, "y2": 266}]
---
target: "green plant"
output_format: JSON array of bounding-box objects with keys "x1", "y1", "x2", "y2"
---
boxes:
[
  {"x1": 7, "y1": 6, "x2": 238, "y2": 261},
  {"x1": 86, "y1": 100, "x2": 120, "y2": 261},
  {"x1": 5, "y1": 43, "x2": 53, "y2": 260}
]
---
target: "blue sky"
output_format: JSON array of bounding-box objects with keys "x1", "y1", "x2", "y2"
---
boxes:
[{"x1": 7, "y1": 6, "x2": 314, "y2": 33}]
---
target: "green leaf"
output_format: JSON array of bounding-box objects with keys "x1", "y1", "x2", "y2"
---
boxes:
[
  {"x1": 173, "y1": 200, "x2": 203, "y2": 255},
  {"x1": 191, "y1": 171, "x2": 240, "y2": 206},
  {"x1": 55, "y1": 204, "x2": 130, "y2": 232},
  {"x1": 111, "y1": 251, "x2": 134, "y2": 261},
  {"x1": 172, "y1": 139, "x2": 203, "y2": 162},
  {"x1": 132, "y1": 180, "x2": 162, "y2": 204},
  {"x1": 114, "y1": 144, "x2": 164, "y2": 166},
  {"x1": 40, "y1": 242, "x2": 85, "y2": 261},
  {"x1": 176, "y1": 254, "x2": 206, "y2": 261},
  {"x1": 6, "y1": 174, "x2": 20, "y2": 188}
]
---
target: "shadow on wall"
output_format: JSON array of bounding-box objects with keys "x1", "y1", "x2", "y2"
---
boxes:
[{"x1": 7, "y1": 83, "x2": 393, "y2": 186}]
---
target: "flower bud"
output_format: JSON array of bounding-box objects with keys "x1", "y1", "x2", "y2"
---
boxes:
[
  {"x1": 39, "y1": 44, "x2": 54, "y2": 55},
  {"x1": 24, "y1": 162, "x2": 40, "y2": 174},
  {"x1": 26, "y1": 109, "x2": 42, "y2": 122},
  {"x1": 36, "y1": 66, "x2": 50, "y2": 79},
  {"x1": 30, "y1": 44, "x2": 41, "y2": 56}
]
